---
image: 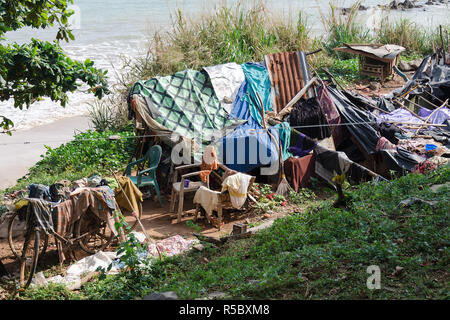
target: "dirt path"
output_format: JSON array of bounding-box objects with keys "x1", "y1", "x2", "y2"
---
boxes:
[{"x1": 0, "y1": 116, "x2": 91, "y2": 189}]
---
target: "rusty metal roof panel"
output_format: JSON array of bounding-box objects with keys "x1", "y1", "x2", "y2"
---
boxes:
[{"x1": 264, "y1": 51, "x2": 315, "y2": 113}]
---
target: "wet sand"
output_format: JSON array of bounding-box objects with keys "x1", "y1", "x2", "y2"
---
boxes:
[{"x1": 0, "y1": 116, "x2": 91, "y2": 190}]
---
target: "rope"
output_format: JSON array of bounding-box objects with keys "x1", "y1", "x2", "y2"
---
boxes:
[
  {"x1": 0, "y1": 121, "x2": 388, "y2": 146},
  {"x1": 0, "y1": 120, "x2": 442, "y2": 146}
]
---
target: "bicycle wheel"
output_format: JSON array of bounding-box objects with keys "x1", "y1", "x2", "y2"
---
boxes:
[
  {"x1": 75, "y1": 213, "x2": 114, "y2": 254},
  {"x1": 120, "y1": 201, "x2": 142, "y2": 233},
  {"x1": 19, "y1": 229, "x2": 40, "y2": 289},
  {"x1": 8, "y1": 211, "x2": 48, "y2": 261}
]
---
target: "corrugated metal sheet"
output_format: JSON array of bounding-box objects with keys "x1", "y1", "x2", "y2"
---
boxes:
[{"x1": 264, "y1": 51, "x2": 315, "y2": 113}]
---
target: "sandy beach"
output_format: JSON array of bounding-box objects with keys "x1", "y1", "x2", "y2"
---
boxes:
[{"x1": 0, "y1": 116, "x2": 91, "y2": 190}]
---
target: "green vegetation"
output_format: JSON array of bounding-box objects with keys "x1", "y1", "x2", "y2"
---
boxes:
[
  {"x1": 16, "y1": 167, "x2": 449, "y2": 300},
  {"x1": 1, "y1": 127, "x2": 135, "y2": 196},
  {"x1": 377, "y1": 18, "x2": 445, "y2": 56},
  {"x1": 117, "y1": 1, "x2": 448, "y2": 96},
  {"x1": 319, "y1": 1, "x2": 370, "y2": 59},
  {"x1": 0, "y1": 0, "x2": 109, "y2": 134},
  {"x1": 186, "y1": 220, "x2": 202, "y2": 233},
  {"x1": 119, "y1": 3, "x2": 315, "y2": 92}
]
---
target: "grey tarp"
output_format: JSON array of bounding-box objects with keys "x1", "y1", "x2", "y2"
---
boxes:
[
  {"x1": 388, "y1": 54, "x2": 450, "y2": 105},
  {"x1": 327, "y1": 86, "x2": 380, "y2": 154}
]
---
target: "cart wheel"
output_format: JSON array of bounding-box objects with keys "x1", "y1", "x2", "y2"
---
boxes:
[
  {"x1": 75, "y1": 214, "x2": 114, "y2": 254},
  {"x1": 120, "y1": 202, "x2": 143, "y2": 233},
  {"x1": 19, "y1": 229, "x2": 40, "y2": 289},
  {"x1": 8, "y1": 211, "x2": 48, "y2": 261}
]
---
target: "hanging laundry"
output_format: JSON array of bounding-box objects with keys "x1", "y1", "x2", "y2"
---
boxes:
[
  {"x1": 290, "y1": 97, "x2": 331, "y2": 140},
  {"x1": 221, "y1": 172, "x2": 253, "y2": 209},
  {"x1": 288, "y1": 132, "x2": 317, "y2": 158},
  {"x1": 200, "y1": 145, "x2": 219, "y2": 183},
  {"x1": 193, "y1": 186, "x2": 221, "y2": 217}
]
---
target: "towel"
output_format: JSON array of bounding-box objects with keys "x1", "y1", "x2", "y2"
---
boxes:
[
  {"x1": 193, "y1": 186, "x2": 221, "y2": 217},
  {"x1": 221, "y1": 172, "x2": 252, "y2": 209}
]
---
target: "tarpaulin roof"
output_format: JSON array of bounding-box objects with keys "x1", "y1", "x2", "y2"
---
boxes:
[
  {"x1": 389, "y1": 54, "x2": 450, "y2": 105},
  {"x1": 128, "y1": 61, "x2": 291, "y2": 173},
  {"x1": 327, "y1": 86, "x2": 380, "y2": 155},
  {"x1": 128, "y1": 69, "x2": 244, "y2": 146},
  {"x1": 203, "y1": 62, "x2": 245, "y2": 114},
  {"x1": 216, "y1": 63, "x2": 291, "y2": 173}
]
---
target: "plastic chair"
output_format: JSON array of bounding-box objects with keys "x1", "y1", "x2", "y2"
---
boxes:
[{"x1": 125, "y1": 145, "x2": 163, "y2": 206}]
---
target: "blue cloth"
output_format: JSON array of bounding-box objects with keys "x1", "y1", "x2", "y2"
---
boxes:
[
  {"x1": 218, "y1": 76, "x2": 290, "y2": 173},
  {"x1": 241, "y1": 63, "x2": 273, "y2": 127},
  {"x1": 288, "y1": 132, "x2": 317, "y2": 157},
  {"x1": 272, "y1": 122, "x2": 292, "y2": 161}
]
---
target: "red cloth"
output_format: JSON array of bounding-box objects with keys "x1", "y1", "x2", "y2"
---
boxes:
[{"x1": 284, "y1": 154, "x2": 316, "y2": 192}]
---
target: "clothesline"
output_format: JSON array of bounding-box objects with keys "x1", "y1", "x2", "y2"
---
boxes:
[{"x1": 0, "y1": 121, "x2": 446, "y2": 146}]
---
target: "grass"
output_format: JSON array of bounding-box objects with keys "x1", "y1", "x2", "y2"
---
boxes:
[
  {"x1": 116, "y1": 1, "x2": 448, "y2": 95},
  {"x1": 15, "y1": 166, "x2": 449, "y2": 300},
  {"x1": 142, "y1": 168, "x2": 449, "y2": 300},
  {"x1": 319, "y1": 1, "x2": 372, "y2": 59},
  {"x1": 376, "y1": 18, "x2": 448, "y2": 56},
  {"x1": 118, "y1": 2, "x2": 316, "y2": 92}
]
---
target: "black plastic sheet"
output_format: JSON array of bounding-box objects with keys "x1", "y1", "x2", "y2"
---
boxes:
[
  {"x1": 393, "y1": 54, "x2": 450, "y2": 105},
  {"x1": 327, "y1": 86, "x2": 380, "y2": 155},
  {"x1": 381, "y1": 147, "x2": 424, "y2": 174}
]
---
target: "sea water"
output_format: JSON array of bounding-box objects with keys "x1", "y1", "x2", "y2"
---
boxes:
[{"x1": 1, "y1": 0, "x2": 449, "y2": 131}]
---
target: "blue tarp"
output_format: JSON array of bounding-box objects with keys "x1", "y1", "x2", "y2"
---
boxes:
[
  {"x1": 241, "y1": 63, "x2": 273, "y2": 127},
  {"x1": 216, "y1": 63, "x2": 291, "y2": 173}
]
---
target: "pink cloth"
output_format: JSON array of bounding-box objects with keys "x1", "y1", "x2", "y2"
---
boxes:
[
  {"x1": 147, "y1": 235, "x2": 196, "y2": 257},
  {"x1": 376, "y1": 137, "x2": 397, "y2": 153}
]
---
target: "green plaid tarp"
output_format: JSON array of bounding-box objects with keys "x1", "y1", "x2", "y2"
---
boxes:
[{"x1": 129, "y1": 69, "x2": 244, "y2": 144}]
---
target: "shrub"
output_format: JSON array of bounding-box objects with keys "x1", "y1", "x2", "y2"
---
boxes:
[
  {"x1": 376, "y1": 19, "x2": 449, "y2": 56},
  {"x1": 319, "y1": 1, "x2": 371, "y2": 59},
  {"x1": 119, "y1": 3, "x2": 314, "y2": 90},
  {"x1": 26, "y1": 127, "x2": 135, "y2": 177}
]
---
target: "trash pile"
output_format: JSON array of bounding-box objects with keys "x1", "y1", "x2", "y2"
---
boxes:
[
  {"x1": 31, "y1": 233, "x2": 197, "y2": 289},
  {"x1": 127, "y1": 39, "x2": 449, "y2": 210},
  {"x1": 0, "y1": 174, "x2": 143, "y2": 265}
]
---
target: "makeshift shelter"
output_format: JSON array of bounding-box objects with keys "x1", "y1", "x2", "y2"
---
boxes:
[
  {"x1": 127, "y1": 47, "x2": 449, "y2": 206},
  {"x1": 127, "y1": 56, "x2": 310, "y2": 174},
  {"x1": 335, "y1": 44, "x2": 405, "y2": 82}
]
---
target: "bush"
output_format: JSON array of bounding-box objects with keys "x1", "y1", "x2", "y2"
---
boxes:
[
  {"x1": 88, "y1": 95, "x2": 131, "y2": 133},
  {"x1": 120, "y1": 3, "x2": 314, "y2": 90},
  {"x1": 319, "y1": 1, "x2": 371, "y2": 59},
  {"x1": 26, "y1": 127, "x2": 135, "y2": 177},
  {"x1": 376, "y1": 18, "x2": 447, "y2": 56}
]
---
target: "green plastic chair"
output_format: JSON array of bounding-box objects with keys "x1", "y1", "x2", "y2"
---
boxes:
[{"x1": 125, "y1": 145, "x2": 163, "y2": 206}]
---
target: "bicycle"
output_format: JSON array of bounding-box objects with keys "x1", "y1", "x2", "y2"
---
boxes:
[
  {"x1": 15, "y1": 197, "x2": 142, "y2": 288},
  {"x1": 9, "y1": 192, "x2": 142, "y2": 262}
]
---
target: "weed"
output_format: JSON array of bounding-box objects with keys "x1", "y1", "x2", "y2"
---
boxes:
[{"x1": 186, "y1": 220, "x2": 202, "y2": 233}]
